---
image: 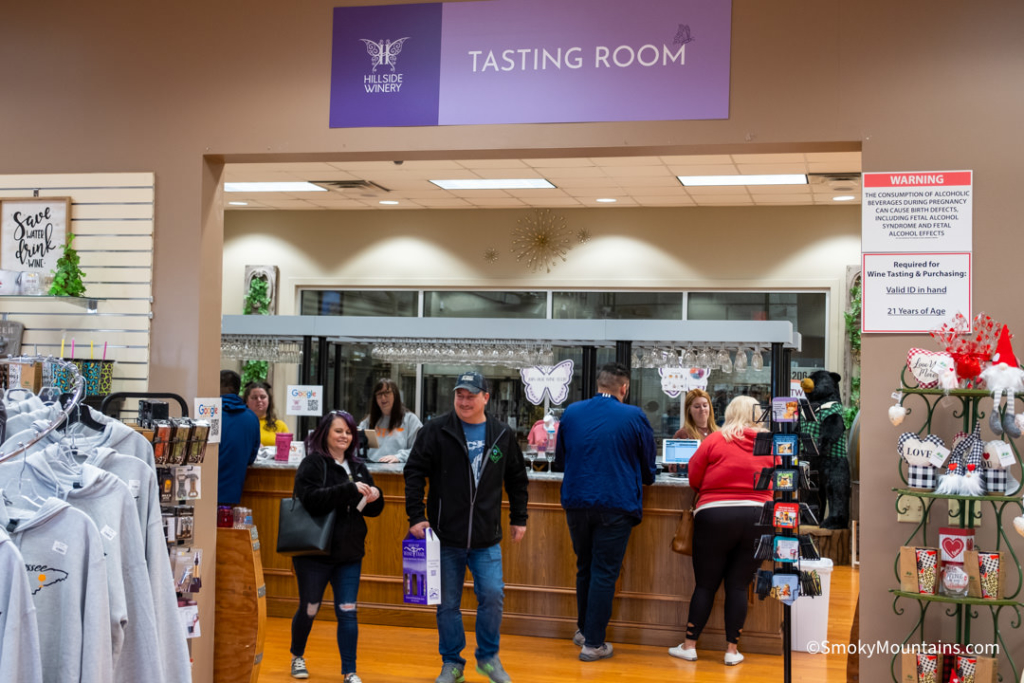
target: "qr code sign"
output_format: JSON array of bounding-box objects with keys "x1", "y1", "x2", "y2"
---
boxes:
[{"x1": 308, "y1": 399, "x2": 319, "y2": 412}]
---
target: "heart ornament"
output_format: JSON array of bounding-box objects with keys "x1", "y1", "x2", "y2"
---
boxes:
[
  {"x1": 897, "y1": 432, "x2": 946, "y2": 466},
  {"x1": 941, "y1": 537, "x2": 965, "y2": 560},
  {"x1": 938, "y1": 527, "x2": 974, "y2": 563},
  {"x1": 906, "y1": 348, "x2": 955, "y2": 389}
]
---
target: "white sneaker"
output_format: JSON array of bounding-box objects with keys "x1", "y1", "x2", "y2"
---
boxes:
[
  {"x1": 668, "y1": 644, "x2": 697, "y2": 661},
  {"x1": 724, "y1": 651, "x2": 745, "y2": 666}
]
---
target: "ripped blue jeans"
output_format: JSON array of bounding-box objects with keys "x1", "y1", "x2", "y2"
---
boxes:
[{"x1": 291, "y1": 556, "x2": 362, "y2": 675}]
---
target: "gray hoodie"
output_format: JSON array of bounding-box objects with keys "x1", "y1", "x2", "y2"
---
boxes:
[
  {"x1": 0, "y1": 496, "x2": 113, "y2": 683},
  {"x1": 0, "y1": 454, "x2": 164, "y2": 683},
  {"x1": 81, "y1": 447, "x2": 191, "y2": 683},
  {"x1": 357, "y1": 411, "x2": 422, "y2": 463},
  {"x1": 0, "y1": 525, "x2": 42, "y2": 683},
  {"x1": 0, "y1": 417, "x2": 156, "y2": 470}
]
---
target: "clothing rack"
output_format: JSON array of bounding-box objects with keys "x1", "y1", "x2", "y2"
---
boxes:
[{"x1": 0, "y1": 355, "x2": 86, "y2": 464}]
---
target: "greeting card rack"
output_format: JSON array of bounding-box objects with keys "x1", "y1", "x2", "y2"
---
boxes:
[
  {"x1": 754, "y1": 399, "x2": 822, "y2": 683},
  {"x1": 889, "y1": 366, "x2": 1024, "y2": 682}
]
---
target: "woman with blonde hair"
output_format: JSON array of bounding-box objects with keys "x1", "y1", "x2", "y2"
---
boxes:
[
  {"x1": 669, "y1": 395, "x2": 771, "y2": 666},
  {"x1": 673, "y1": 389, "x2": 719, "y2": 441}
]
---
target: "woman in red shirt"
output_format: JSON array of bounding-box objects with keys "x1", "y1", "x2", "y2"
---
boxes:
[{"x1": 669, "y1": 395, "x2": 771, "y2": 666}]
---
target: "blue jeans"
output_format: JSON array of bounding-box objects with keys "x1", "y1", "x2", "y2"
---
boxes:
[
  {"x1": 437, "y1": 544, "x2": 504, "y2": 667},
  {"x1": 291, "y1": 556, "x2": 362, "y2": 675},
  {"x1": 565, "y1": 509, "x2": 634, "y2": 647}
]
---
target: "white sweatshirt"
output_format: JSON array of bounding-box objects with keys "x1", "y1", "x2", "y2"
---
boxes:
[
  {"x1": 358, "y1": 411, "x2": 423, "y2": 463},
  {"x1": 0, "y1": 526, "x2": 42, "y2": 683},
  {"x1": 84, "y1": 447, "x2": 192, "y2": 683},
  {"x1": 0, "y1": 454, "x2": 164, "y2": 683},
  {"x1": 0, "y1": 496, "x2": 113, "y2": 683},
  {"x1": 0, "y1": 416, "x2": 156, "y2": 469}
]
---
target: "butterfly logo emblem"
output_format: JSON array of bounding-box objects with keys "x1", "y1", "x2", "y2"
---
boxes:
[
  {"x1": 673, "y1": 24, "x2": 695, "y2": 45},
  {"x1": 360, "y1": 37, "x2": 411, "y2": 73},
  {"x1": 520, "y1": 360, "x2": 574, "y2": 405}
]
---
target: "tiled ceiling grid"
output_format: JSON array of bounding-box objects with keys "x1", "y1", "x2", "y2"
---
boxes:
[{"x1": 224, "y1": 151, "x2": 861, "y2": 210}]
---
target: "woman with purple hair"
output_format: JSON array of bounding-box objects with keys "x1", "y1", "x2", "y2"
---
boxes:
[{"x1": 288, "y1": 410, "x2": 384, "y2": 683}]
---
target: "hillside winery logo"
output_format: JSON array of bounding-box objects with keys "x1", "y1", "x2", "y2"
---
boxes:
[{"x1": 360, "y1": 37, "x2": 410, "y2": 93}]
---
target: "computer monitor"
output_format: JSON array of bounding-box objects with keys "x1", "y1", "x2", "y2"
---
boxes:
[{"x1": 663, "y1": 439, "x2": 699, "y2": 465}]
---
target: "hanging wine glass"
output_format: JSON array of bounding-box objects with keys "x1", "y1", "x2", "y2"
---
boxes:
[
  {"x1": 695, "y1": 346, "x2": 712, "y2": 368},
  {"x1": 681, "y1": 345, "x2": 697, "y2": 368},
  {"x1": 751, "y1": 345, "x2": 765, "y2": 371},
  {"x1": 717, "y1": 347, "x2": 733, "y2": 374},
  {"x1": 734, "y1": 346, "x2": 748, "y2": 373}
]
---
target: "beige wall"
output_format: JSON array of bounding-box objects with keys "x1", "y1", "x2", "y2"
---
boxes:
[{"x1": 5, "y1": 1, "x2": 1024, "y2": 680}]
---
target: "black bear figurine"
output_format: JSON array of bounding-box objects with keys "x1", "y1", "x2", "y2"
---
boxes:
[{"x1": 798, "y1": 370, "x2": 850, "y2": 530}]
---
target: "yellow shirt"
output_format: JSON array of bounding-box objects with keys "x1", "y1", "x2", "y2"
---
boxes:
[{"x1": 259, "y1": 419, "x2": 289, "y2": 446}]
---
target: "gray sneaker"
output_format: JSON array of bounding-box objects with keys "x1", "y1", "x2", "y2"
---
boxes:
[
  {"x1": 436, "y1": 663, "x2": 465, "y2": 683},
  {"x1": 572, "y1": 630, "x2": 585, "y2": 647},
  {"x1": 476, "y1": 657, "x2": 512, "y2": 683},
  {"x1": 290, "y1": 657, "x2": 309, "y2": 679},
  {"x1": 579, "y1": 643, "x2": 614, "y2": 661}
]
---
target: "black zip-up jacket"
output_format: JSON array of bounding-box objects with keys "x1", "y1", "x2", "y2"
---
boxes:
[
  {"x1": 404, "y1": 410, "x2": 529, "y2": 549},
  {"x1": 293, "y1": 453, "x2": 385, "y2": 564}
]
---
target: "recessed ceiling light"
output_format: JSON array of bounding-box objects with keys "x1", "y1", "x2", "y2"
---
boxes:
[
  {"x1": 596, "y1": 198, "x2": 617, "y2": 203},
  {"x1": 224, "y1": 182, "x2": 327, "y2": 192},
  {"x1": 379, "y1": 200, "x2": 400, "y2": 205},
  {"x1": 228, "y1": 201, "x2": 249, "y2": 206},
  {"x1": 832, "y1": 195, "x2": 856, "y2": 202},
  {"x1": 430, "y1": 179, "x2": 556, "y2": 190},
  {"x1": 677, "y1": 174, "x2": 808, "y2": 187}
]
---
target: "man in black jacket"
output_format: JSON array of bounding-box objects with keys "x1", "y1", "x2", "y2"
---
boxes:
[{"x1": 405, "y1": 371, "x2": 529, "y2": 683}]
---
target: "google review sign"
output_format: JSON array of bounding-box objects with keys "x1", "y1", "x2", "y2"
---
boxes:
[{"x1": 287, "y1": 386, "x2": 324, "y2": 416}]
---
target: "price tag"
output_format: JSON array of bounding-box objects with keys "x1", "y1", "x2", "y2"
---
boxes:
[{"x1": 929, "y1": 445, "x2": 951, "y2": 468}]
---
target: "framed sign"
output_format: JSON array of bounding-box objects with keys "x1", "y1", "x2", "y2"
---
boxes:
[{"x1": 1, "y1": 197, "x2": 70, "y2": 275}]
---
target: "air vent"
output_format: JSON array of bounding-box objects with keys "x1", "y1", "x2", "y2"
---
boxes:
[
  {"x1": 807, "y1": 173, "x2": 861, "y2": 193},
  {"x1": 311, "y1": 180, "x2": 392, "y2": 198}
]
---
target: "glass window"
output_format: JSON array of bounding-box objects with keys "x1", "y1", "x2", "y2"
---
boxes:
[
  {"x1": 300, "y1": 290, "x2": 417, "y2": 317},
  {"x1": 687, "y1": 292, "x2": 827, "y2": 368},
  {"x1": 327, "y1": 342, "x2": 418, "y2": 425},
  {"x1": 553, "y1": 291, "x2": 683, "y2": 320},
  {"x1": 423, "y1": 291, "x2": 546, "y2": 319}
]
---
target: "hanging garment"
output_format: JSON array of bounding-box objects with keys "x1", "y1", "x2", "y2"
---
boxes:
[
  {"x1": 0, "y1": 415, "x2": 156, "y2": 469},
  {"x1": 83, "y1": 446, "x2": 192, "y2": 683},
  {"x1": 0, "y1": 525, "x2": 42, "y2": 683},
  {"x1": 0, "y1": 496, "x2": 113, "y2": 683},
  {"x1": 0, "y1": 454, "x2": 163, "y2": 683}
]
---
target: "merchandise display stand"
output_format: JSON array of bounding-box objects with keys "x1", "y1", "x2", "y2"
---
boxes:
[
  {"x1": 889, "y1": 367, "x2": 1023, "y2": 682},
  {"x1": 754, "y1": 398, "x2": 823, "y2": 683}
]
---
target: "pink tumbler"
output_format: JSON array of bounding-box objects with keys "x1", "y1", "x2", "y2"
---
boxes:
[{"x1": 275, "y1": 433, "x2": 293, "y2": 461}]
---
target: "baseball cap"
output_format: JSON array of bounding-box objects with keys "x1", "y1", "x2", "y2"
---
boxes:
[{"x1": 454, "y1": 371, "x2": 488, "y2": 394}]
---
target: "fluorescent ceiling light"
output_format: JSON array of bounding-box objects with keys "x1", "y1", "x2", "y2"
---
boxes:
[
  {"x1": 596, "y1": 198, "x2": 617, "y2": 203},
  {"x1": 228, "y1": 201, "x2": 249, "y2": 206},
  {"x1": 832, "y1": 195, "x2": 856, "y2": 202},
  {"x1": 677, "y1": 174, "x2": 808, "y2": 187},
  {"x1": 430, "y1": 178, "x2": 556, "y2": 190},
  {"x1": 379, "y1": 200, "x2": 400, "y2": 205},
  {"x1": 224, "y1": 182, "x2": 327, "y2": 192}
]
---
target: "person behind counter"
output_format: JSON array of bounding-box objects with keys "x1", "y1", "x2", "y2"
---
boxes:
[
  {"x1": 669, "y1": 395, "x2": 771, "y2": 667},
  {"x1": 357, "y1": 378, "x2": 422, "y2": 464},
  {"x1": 218, "y1": 370, "x2": 260, "y2": 505},
  {"x1": 288, "y1": 410, "x2": 384, "y2": 683},
  {"x1": 673, "y1": 389, "x2": 719, "y2": 441},
  {"x1": 244, "y1": 381, "x2": 288, "y2": 447}
]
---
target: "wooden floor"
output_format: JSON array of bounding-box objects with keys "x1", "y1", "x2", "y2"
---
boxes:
[{"x1": 256, "y1": 565, "x2": 859, "y2": 683}]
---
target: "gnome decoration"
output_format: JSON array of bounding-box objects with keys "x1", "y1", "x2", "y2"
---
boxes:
[
  {"x1": 979, "y1": 326, "x2": 1024, "y2": 438},
  {"x1": 936, "y1": 424, "x2": 985, "y2": 496}
]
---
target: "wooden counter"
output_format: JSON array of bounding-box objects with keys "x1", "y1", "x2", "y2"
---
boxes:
[{"x1": 240, "y1": 465, "x2": 782, "y2": 655}]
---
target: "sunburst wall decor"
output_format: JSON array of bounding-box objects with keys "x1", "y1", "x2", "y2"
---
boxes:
[
  {"x1": 576, "y1": 228, "x2": 592, "y2": 244},
  {"x1": 511, "y1": 209, "x2": 571, "y2": 273},
  {"x1": 483, "y1": 247, "x2": 499, "y2": 263}
]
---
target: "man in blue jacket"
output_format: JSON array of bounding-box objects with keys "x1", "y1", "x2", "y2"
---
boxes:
[
  {"x1": 554, "y1": 362, "x2": 657, "y2": 662},
  {"x1": 218, "y1": 369, "x2": 260, "y2": 505}
]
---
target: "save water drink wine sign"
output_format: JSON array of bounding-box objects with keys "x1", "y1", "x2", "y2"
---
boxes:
[{"x1": 1, "y1": 197, "x2": 69, "y2": 276}]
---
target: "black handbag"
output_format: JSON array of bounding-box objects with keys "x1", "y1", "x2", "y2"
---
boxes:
[{"x1": 277, "y1": 460, "x2": 338, "y2": 557}]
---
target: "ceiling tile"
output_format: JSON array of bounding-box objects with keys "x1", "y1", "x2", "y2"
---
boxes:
[
  {"x1": 667, "y1": 164, "x2": 740, "y2": 176},
  {"x1": 413, "y1": 198, "x2": 474, "y2": 207},
  {"x1": 470, "y1": 169, "x2": 553, "y2": 180},
  {"x1": 465, "y1": 197, "x2": 528, "y2": 207},
  {"x1": 455, "y1": 158, "x2": 530, "y2": 169},
  {"x1": 635, "y1": 196, "x2": 697, "y2": 206},
  {"x1": 751, "y1": 194, "x2": 816, "y2": 204},
  {"x1": 683, "y1": 185, "x2": 750, "y2": 195},
  {"x1": 807, "y1": 161, "x2": 862, "y2": 174},
  {"x1": 731, "y1": 153, "x2": 806, "y2": 164},
  {"x1": 659, "y1": 154, "x2": 734, "y2": 165},
  {"x1": 533, "y1": 166, "x2": 607, "y2": 179},
  {"x1": 505, "y1": 189, "x2": 575, "y2": 198},
  {"x1": 521, "y1": 196, "x2": 583, "y2": 206},
  {"x1": 692, "y1": 195, "x2": 754, "y2": 205},
  {"x1": 601, "y1": 165, "x2": 672, "y2": 178},
  {"x1": 608, "y1": 176, "x2": 680, "y2": 188},
  {"x1": 562, "y1": 186, "x2": 627, "y2": 197},
  {"x1": 734, "y1": 163, "x2": 810, "y2": 175},
  {"x1": 521, "y1": 157, "x2": 595, "y2": 168},
  {"x1": 588, "y1": 156, "x2": 664, "y2": 166}
]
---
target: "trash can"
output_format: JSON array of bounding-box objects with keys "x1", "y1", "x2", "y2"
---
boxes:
[{"x1": 791, "y1": 558, "x2": 834, "y2": 652}]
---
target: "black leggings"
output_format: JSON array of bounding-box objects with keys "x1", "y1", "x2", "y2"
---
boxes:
[{"x1": 685, "y1": 506, "x2": 762, "y2": 645}]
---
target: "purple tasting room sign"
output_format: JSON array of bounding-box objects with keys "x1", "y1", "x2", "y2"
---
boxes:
[{"x1": 330, "y1": 0, "x2": 732, "y2": 128}]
